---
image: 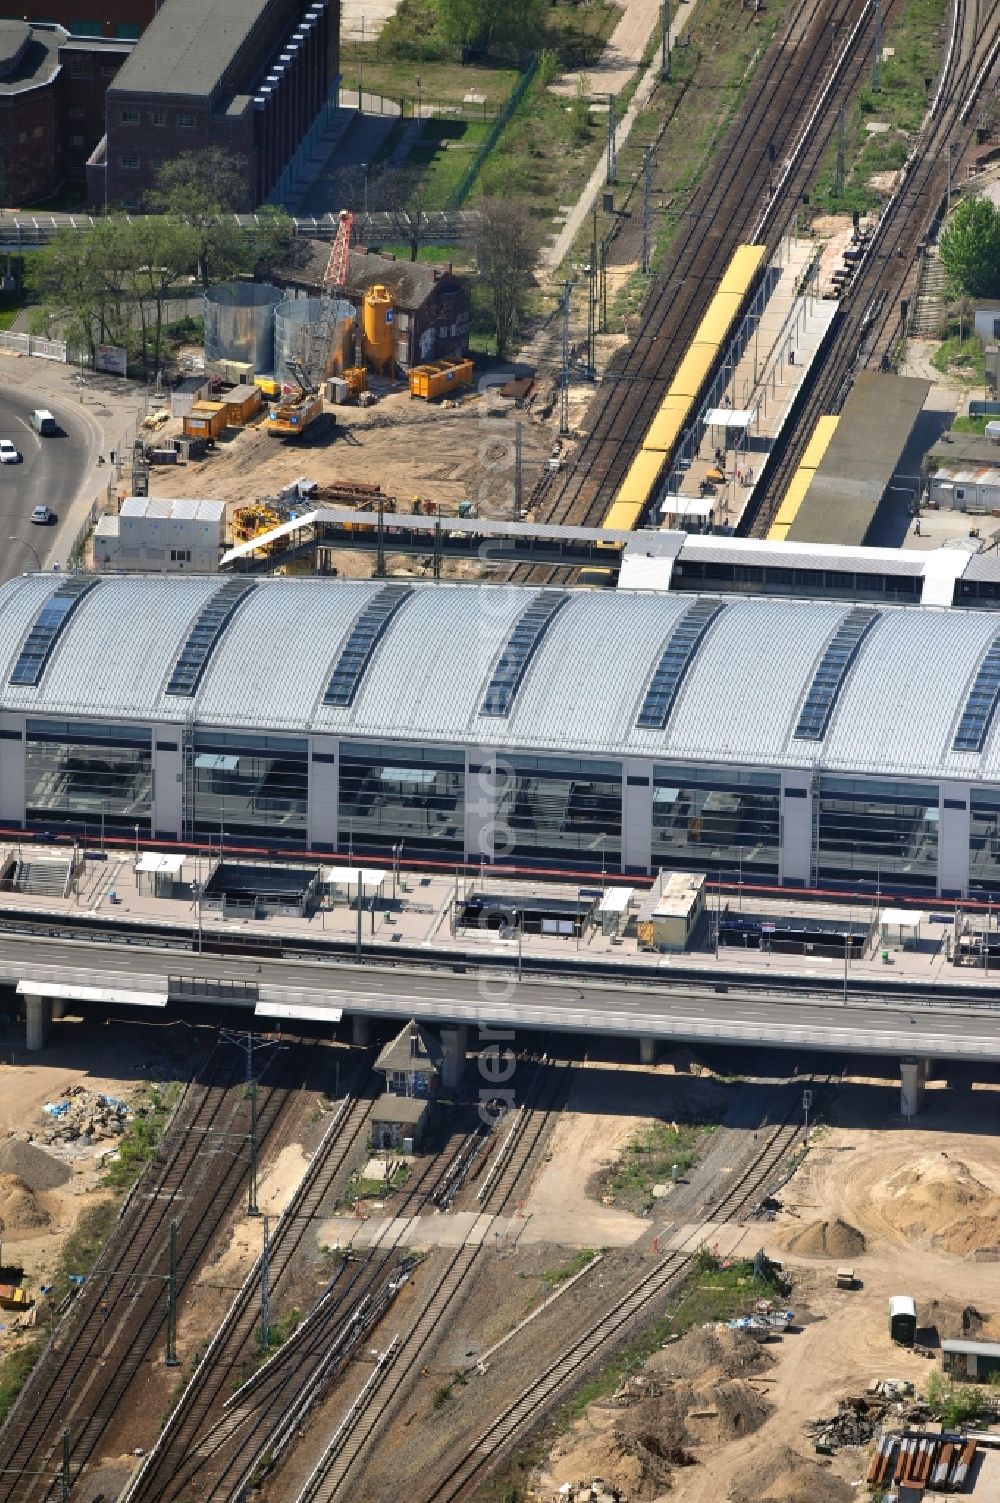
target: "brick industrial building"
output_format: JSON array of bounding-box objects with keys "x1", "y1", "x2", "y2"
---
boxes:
[
  {"x1": 0, "y1": 18, "x2": 132, "y2": 204},
  {"x1": 91, "y1": 0, "x2": 341, "y2": 211},
  {"x1": 274, "y1": 243, "x2": 471, "y2": 371},
  {"x1": 8, "y1": 1, "x2": 158, "y2": 40}
]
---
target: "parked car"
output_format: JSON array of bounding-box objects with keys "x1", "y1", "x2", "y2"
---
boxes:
[
  {"x1": 0, "y1": 440, "x2": 21, "y2": 464},
  {"x1": 30, "y1": 505, "x2": 54, "y2": 525}
]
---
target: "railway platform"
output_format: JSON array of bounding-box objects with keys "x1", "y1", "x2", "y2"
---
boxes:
[{"x1": 665, "y1": 237, "x2": 838, "y2": 532}]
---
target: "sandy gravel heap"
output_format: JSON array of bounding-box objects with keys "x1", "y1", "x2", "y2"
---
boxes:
[
  {"x1": 875, "y1": 1156, "x2": 1000, "y2": 1259},
  {"x1": 0, "y1": 1138, "x2": 71, "y2": 1191},
  {"x1": 785, "y1": 1217, "x2": 866, "y2": 1259},
  {"x1": 0, "y1": 1172, "x2": 49, "y2": 1231},
  {"x1": 729, "y1": 1446, "x2": 854, "y2": 1503}
]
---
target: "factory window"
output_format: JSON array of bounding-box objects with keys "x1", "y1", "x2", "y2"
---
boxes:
[
  {"x1": 816, "y1": 776, "x2": 939, "y2": 891},
  {"x1": 969, "y1": 788, "x2": 1000, "y2": 896},
  {"x1": 119, "y1": 153, "x2": 140, "y2": 169},
  {"x1": 70, "y1": 65, "x2": 87, "y2": 78},
  {"x1": 18, "y1": 132, "x2": 27, "y2": 143},
  {"x1": 33, "y1": 127, "x2": 44, "y2": 138},
  {"x1": 338, "y1": 741, "x2": 464, "y2": 857},
  {"x1": 169, "y1": 549, "x2": 190, "y2": 563},
  {"x1": 150, "y1": 110, "x2": 166, "y2": 125},
  {"x1": 192, "y1": 731, "x2": 308, "y2": 847},
  {"x1": 120, "y1": 109, "x2": 140, "y2": 124},
  {"x1": 115, "y1": 22, "x2": 141, "y2": 38},
  {"x1": 25, "y1": 720, "x2": 152, "y2": 839},
  {"x1": 71, "y1": 135, "x2": 85, "y2": 147},
  {"x1": 494, "y1": 753, "x2": 622, "y2": 870},
  {"x1": 652, "y1": 764, "x2": 780, "y2": 880},
  {"x1": 69, "y1": 107, "x2": 85, "y2": 119},
  {"x1": 177, "y1": 112, "x2": 196, "y2": 128},
  {"x1": 101, "y1": 65, "x2": 116, "y2": 77},
  {"x1": 67, "y1": 19, "x2": 102, "y2": 34}
]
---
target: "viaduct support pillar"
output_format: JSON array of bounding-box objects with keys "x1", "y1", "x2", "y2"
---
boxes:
[
  {"x1": 900, "y1": 1056, "x2": 929, "y2": 1119},
  {"x1": 51, "y1": 999, "x2": 67, "y2": 1021},
  {"x1": 439, "y1": 1025, "x2": 469, "y2": 1091},
  {"x1": 352, "y1": 1015, "x2": 371, "y2": 1046},
  {"x1": 25, "y1": 994, "x2": 51, "y2": 1053},
  {"x1": 640, "y1": 1036, "x2": 660, "y2": 1066}
]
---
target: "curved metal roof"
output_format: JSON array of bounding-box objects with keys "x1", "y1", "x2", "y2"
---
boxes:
[{"x1": 2, "y1": 574, "x2": 1000, "y2": 782}]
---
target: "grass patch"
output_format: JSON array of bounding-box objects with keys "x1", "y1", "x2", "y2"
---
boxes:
[
  {"x1": 952, "y1": 414, "x2": 991, "y2": 434},
  {"x1": 337, "y1": 1160, "x2": 410, "y2": 1211},
  {"x1": 101, "y1": 1082, "x2": 183, "y2": 1193},
  {"x1": 0, "y1": 305, "x2": 20, "y2": 332},
  {"x1": 811, "y1": 0, "x2": 947, "y2": 215},
  {"x1": 602, "y1": 1119, "x2": 714, "y2": 1212},
  {"x1": 931, "y1": 333, "x2": 985, "y2": 385},
  {"x1": 0, "y1": 1338, "x2": 45, "y2": 1426},
  {"x1": 542, "y1": 1250, "x2": 599, "y2": 1286}
]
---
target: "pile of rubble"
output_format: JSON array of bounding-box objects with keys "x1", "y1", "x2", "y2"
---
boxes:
[
  {"x1": 556, "y1": 1480, "x2": 625, "y2": 1503},
  {"x1": 806, "y1": 1380, "x2": 929, "y2": 1452},
  {"x1": 36, "y1": 1087, "x2": 131, "y2": 1146}
]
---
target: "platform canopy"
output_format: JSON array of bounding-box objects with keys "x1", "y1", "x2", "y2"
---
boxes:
[
  {"x1": 879, "y1": 908, "x2": 927, "y2": 944},
  {"x1": 254, "y1": 1001, "x2": 343, "y2": 1023},
  {"x1": 16, "y1": 980, "x2": 166, "y2": 1007},
  {"x1": 135, "y1": 852, "x2": 187, "y2": 875},
  {"x1": 704, "y1": 408, "x2": 754, "y2": 427},
  {"x1": 658, "y1": 495, "x2": 715, "y2": 520}
]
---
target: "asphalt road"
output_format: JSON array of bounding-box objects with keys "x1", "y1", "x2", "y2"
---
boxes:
[
  {"x1": 5, "y1": 932, "x2": 1000, "y2": 1060},
  {"x1": 0, "y1": 386, "x2": 97, "y2": 581}
]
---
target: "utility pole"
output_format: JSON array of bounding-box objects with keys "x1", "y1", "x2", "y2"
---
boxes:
[
  {"x1": 600, "y1": 241, "x2": 608, "y2": 332},
  {"x1": 248, "y1": 1078, "x2": 259, "y2": 1216},
  {"x1": 259, "y1": 1214, "x2": 271, "y2": 1351},
  {"x1": 661, "y1": 0, "x2": 671, "y2": 80},
  {"x1": 375, "y1": 489, "x2": 386, "y2": 578},
  {"x1": 946, "y1": 141, "x2": 953, "y2": 217},
  {"x1": 873, "y1": 0, "x2": 883, "y2": 92},
  {"x1": 513, "y1": 421, "x2": 523, "y2": 519},
  {"x1": 834, "y1": 105, "x2": 846, "y2": 199},
  {"x1": 559, "y1": 279, "x2": 572, "y2": 438},
  {"x1": 356, "y1": 869, "x2": 363, "y2": 963},
  {"x1": 165, "y1": 1219, "x2": 179, "y2": 1366},
  {"x1": 641, "y1": 145, "x2": 653, "y2": 274},
  {"x1": 606, "y1": 94, "x2": 617, "y2": 185},
  {"x1": 588, "y1": 205, "x2": 598, "y2": 378}
]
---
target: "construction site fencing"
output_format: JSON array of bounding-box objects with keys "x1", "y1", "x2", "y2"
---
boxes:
[
  {"x1": 0, "y1": 330, "x2": 66, "y2": 361},
  {"x1": 449, "y1": 53, "x2": 539, "y2": 208}
]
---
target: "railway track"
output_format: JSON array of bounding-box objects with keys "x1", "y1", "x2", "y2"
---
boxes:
[
  {"x1": 281, "y1": 1054, "x2": 576, "y2": 1503},
  {"x1": 0, "y1": 1039, "x2": 314, "y2": 1503},
  {"x1": 427, "y1": 1073, "x2": 835, "y2": 1503},
  {"x1": 526, "y1": 0, "x2": 887, "y2": 549},
  {"x1": 118, "y1": 1054, "x2": 379, "y2": 1503},
  {"x1": 748, "y1": 0, "x2": 1000, "y2": 533}
]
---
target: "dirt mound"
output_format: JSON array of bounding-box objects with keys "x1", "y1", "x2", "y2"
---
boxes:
[
  {"x1": 0, "y1": 1172, "x2": 49, "y2": 1231},
  {"x1": 729, "y1": 1446, "x2": 854, "y2": 1503},
  {"x1": 785, "y1": 1217, "x2": 866, "y2": 1259},
  {"x1": 0, "y1": 1138, "x2": 70, "y2": 1191},
  {"x1": 875, "y1": 1157, "x2": 1000, "y2": 1259},
  {"x1": 921, "y1": 1299, "x2": 999, "y2": 1342},
  {"x1": 649, "y1": 1324, "x2": 773, "y2": 1381}
]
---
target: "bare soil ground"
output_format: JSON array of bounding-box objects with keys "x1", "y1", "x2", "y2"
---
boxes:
[
  {"x1": 145, "y1": 388, "x2": 557, "y2": 582},
  {"x1": 512, "y1": 1070, "x2": 1000, "y2": 1503}
]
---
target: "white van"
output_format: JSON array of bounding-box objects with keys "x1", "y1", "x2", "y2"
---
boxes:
[{"x1": 29, "y1": 409, "x2": 57, "y2": 435}]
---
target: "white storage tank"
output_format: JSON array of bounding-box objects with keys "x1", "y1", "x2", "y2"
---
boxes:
[{"x1": 204, "y1": 282, "x2": 282, "y2": 374}]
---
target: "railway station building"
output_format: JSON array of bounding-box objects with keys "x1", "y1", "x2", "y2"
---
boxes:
[{"x1": 2, "y1": 572, "x2": 1000, "y2": 901}]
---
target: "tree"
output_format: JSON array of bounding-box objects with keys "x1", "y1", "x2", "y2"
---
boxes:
[
  {"x1": 939, "y1": 196, "x2": 1000, "y2": 300},
  {"x1": 369, "y1": 167, "x2": 436, "y2": 262},
  {"x1": 146, "y1": 147, "x2": 250, "y2": 287},
  {"x1": 436, "y1": 0, "x2": 545, "y2": 52},
  {"x1": 474, "y1": 196, "x2": 539, "y2": 360}
]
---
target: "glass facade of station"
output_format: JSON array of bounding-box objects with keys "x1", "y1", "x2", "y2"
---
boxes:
[
  {"x1": 338, "y1": 741, "x2": 465, "y2": 855},
  {"x1": 192, "y1": 731, "x2": 308, "y2": 847},
  {"x1": 25, "y1": 720, "x2": 152, "y2": 836},
  {"x1": 494, "y1": 754, "x2": 622, "y2": 868},
  {"x1": 651, "y1": 764, "x2": 781, "y2": 878},
  {"x1": 815, "y1": 776, "x2": 939, "y2": 890},
  {"x1": 969, "y1": 788, "x2": 1000, "y2": 895}
]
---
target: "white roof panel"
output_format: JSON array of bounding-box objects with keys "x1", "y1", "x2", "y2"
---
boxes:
[{"x1": 6, "y1": 574, "x2": 1000, "y2": 784}]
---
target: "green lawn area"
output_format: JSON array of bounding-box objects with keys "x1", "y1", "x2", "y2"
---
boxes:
[
  {"x1": 0, "y1": 306, "x2": 19, "y2": 332},
  {"x1": 952, "y1": 414, "x2": 991, "y2": 434},
  {"x1": 341, "y1": 52, "x2": 520, "y2": 115},
  {"x1": 811, "y1": 0, "x2": 947, "y2": 214},
  {"x1": 410, "y1": 117, "x2": 496, "y2": 209}
]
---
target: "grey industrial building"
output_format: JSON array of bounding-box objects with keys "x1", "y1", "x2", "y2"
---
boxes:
[
  {"x1": 7, "y1": 572, "x2": 1000, "y2": 899},
  {"x1": 91, "y1": 0, "x2": 340, "y2": 210}
]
